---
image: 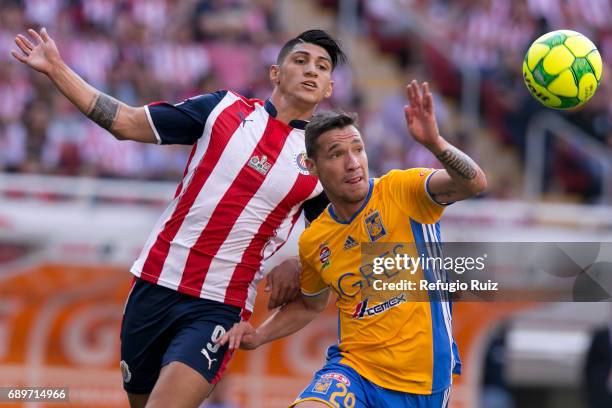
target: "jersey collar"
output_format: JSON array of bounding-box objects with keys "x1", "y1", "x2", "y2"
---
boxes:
[
  {"x1": 328, "y1": 178, "x2": 374, "y2": 225},
  {"x1": 264, "y1": 99, "x2": 308, "y2": 130}
]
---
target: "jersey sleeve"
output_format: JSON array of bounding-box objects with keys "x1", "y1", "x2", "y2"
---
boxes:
[
  {"x1": 299, "y1": 236, "x2": 328, "y2": 296},
  {"x1": 384, "y1": 168, "x2": 447, "y2": 224},
  {"x1": 144, "y1": 90, "x2": 227, "y2": 145},
  {"x1": 303, "y1": 192, "x2": 329, "y2": 223}
]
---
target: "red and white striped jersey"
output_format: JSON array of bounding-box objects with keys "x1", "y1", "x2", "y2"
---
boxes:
[
  {"x1": 131, "y1": 91, "x2": 323, "y2": 311},
  {"x1": 131, "y1": 90, "x2": 324, "y2": 311}
]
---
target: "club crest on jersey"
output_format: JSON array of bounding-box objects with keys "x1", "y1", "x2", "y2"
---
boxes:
[
  {"x1": 294, "y1": 152, "x2": 310, "y2": 175},
  {"x1": 311, "y1": 377, "x2": 332, "y2": 394},
  {"x1": 352, "y1": 293, "x2": 407, "y2": 319},
  {"x1": 364, "y1": 210, "x2": 386, "y2": 242},
  {"x1": 343, "y1": 235, "x2": 358, "y2": 250},
  {"x1": 319, "y1": 243, "x2": 331, "y2": 270},
  {"x1": 248, "y1": 155, "x2": 271, "y2": 175}
]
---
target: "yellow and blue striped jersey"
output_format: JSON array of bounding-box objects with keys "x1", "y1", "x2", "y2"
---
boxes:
[{"x1": 299, "y1": 168, "x2": 461, "y2": 394}]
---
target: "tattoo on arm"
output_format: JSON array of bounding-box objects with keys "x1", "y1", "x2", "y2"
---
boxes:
[
  {"x1": 87, "y1": 93, "x2": 120, "y2": 131},
  {"x1": 436, "y1": 147, "x2": 477, "y2": 180}
]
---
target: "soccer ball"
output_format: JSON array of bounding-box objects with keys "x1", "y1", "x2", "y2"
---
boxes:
[{"x1": 523, "y1": 30, "x2": 602, "y2": 109}]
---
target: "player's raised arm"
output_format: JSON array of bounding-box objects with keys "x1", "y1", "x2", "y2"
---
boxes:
[
  {"x1": 404, "y1": 80, "x2": 487, "y2": 203},
  {"x1": 216, "y1": 290, "x2": 329, "y2": 350},
  {"x1": 11, "y1": 28, "x2": 155, "y2": 143}
]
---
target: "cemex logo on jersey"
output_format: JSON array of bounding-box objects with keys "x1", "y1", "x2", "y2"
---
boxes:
[
  {"x1": 248, "y1": 155, "x2": 271, "y2": 175},
  {"x1": 352, "y1": 293, "x2": 407, "y2": 319}
]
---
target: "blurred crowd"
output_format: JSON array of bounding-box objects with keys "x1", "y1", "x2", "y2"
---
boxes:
[
  {"x1": 0, "y1": 0, "x2": 360, "y2": 180},
  {"x1": 322, "y1": 0, "x2": 612, "y2": 202},
  {"x1": 2, "y1": 0, "x2": 612, "y2": 202}
]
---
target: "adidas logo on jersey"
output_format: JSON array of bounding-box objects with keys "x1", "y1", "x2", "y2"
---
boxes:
[
  {"x1": 248, "y1": 155, "x2": 271, "y2": 175},
  {"x1": 343, "y1": 235, "x2": 358, "y2": 250}
]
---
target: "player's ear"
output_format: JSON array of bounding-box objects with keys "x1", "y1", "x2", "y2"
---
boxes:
[
  {"x1": 269, "y1": 65, "x2": 281, "y2": 86},
  {"x1": 324, "y1": 80, "x2": 333, "y2": 99},
  {"x1": 305, "y1": 157, "x2": 318, "y2": 177}
]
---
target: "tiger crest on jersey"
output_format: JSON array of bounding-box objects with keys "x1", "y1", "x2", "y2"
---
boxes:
[
  {"x1": 364, "y1": 209, "x2": 386, "y2": 242},
  {"x1": 311, "y1": 377, "x2": 332, "y2": 394}
]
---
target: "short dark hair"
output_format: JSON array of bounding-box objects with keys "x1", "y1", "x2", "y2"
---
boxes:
[
  {"x1": 277, "y1": 29, "x2": 347, "y2": 70},
  {"x1": 305, "y1": 111, "x2": 357, "y2": 158}
]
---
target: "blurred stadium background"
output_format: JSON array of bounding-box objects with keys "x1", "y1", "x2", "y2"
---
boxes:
[{"x1": 1, "y1": 0, "x2": 612, "y2": 407}]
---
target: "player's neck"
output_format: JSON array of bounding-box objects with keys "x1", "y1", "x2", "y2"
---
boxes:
[
  {"x1": 330, "y1": 199, "x2": 365, "y2": 223},
  {"x1": 269, "y1": 90, "x2": 316, "y2": 124}
]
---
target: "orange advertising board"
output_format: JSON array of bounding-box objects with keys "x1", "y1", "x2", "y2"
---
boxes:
[{"x1": 0, "y1": 263, "x2": 530, "y2": 408}]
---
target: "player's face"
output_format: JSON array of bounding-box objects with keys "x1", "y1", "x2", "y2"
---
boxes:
[
  {"x1": 308, "y1": 125, "x2": 369, "y2": 205},
  {"x1": 271, "y1": 43, "x2": 334, "y2": 106}
]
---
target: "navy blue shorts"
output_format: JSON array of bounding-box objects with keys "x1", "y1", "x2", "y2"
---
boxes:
[{"x1": 120, "y1": 278, "x2": 242, "y2": 394}]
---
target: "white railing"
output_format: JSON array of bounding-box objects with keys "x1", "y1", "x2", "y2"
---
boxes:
[
  {"x1": 524, "y1": 111, "x2": 612, "y2": 204},
  {"x1": 1, "y1": 172, "x2": 612, "y2": 249},
  {"x1": 0, "y1": 173, "x2": 176, "y2": 205}
]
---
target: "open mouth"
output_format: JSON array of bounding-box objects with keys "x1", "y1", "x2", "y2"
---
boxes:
[
  {"x1": 345, "y1": 176, "x2": 363, "y2": 185},
  {"x1": 302, "y1": 81, "x2": 317, "y2": 89}
]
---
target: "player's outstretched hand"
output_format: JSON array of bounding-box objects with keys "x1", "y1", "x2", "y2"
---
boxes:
[
  {"x1": 11, "y1": 28, "x2": 62, "y2": 75},
  {"x1": 403, "y1": 80, "x2": 443, "y2": 150},
  {"x1": 216, "y1": 321, "x2": 261, "y2": 350},
  {"x1": 265, "y1": 257, "x2": 301, "y2": 309}
]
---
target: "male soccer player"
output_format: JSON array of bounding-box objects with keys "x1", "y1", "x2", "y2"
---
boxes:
[
  {"x1": 217, "y1": 80, "x2": 487, "y2": 407},
  {"x1": 12, "y1": 28, "x2": 345, "y2": 408}
]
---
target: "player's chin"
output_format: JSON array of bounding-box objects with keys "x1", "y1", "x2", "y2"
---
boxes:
[
  {"x1": 294, "y1": 88, "x2": 325, "y2": 105},
  {"x1": 344, "y1": 191, "x2": 369, "y2": 205},
  {"x1": 343, "y1": 180, "x2": 369, "y2": 203}
]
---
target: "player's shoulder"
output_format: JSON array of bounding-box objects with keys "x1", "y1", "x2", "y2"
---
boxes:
[
  {"x1": 226, "y1": 90, "x2": 265, "y2": 108},
  {"x1": 299, "y1": 209, "x2": 333, "y2": 246},
  {"x1": 181, "y1": 89, "x2": 263, "y2": 107},
  {"x1": 177, "y1": 90, "x2": 267, "y2": 119},
  {"x1": 377, "y1": 168, "x2": 436, "y2": 189},
  {"x1": 173, "y1": 90, "x2": 229, "y2": 109},
  {"x1": 380, "y1": 168, "x2": 433, "y2": 181}
]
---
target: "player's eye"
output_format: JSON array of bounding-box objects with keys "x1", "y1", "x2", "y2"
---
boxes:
[
  {"x1": 295, "y1": 58, "x2": 305, "y2": 64},
  {"x1": 318, "y1": 64, "x2": 329, "y2": 71}
]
